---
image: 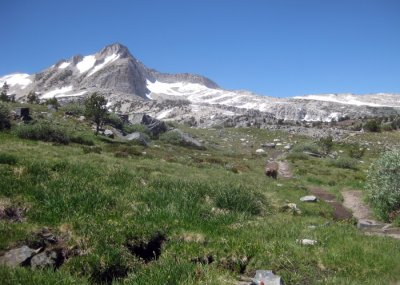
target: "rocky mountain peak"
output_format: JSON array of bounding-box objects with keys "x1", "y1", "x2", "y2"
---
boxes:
[{"x1": 99, "y1": 43, "x2": 132, "y2": 59}]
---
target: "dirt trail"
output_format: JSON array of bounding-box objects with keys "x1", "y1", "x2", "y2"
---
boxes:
[
  {"x1": 309, "y1": 187, "x2": 352, "y2": 221},
  {"x1": 342, "y1": 190, "x2": 400, "y2": 239}
]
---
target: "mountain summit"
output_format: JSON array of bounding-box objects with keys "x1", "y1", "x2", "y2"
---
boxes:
[{"x1": 1, "y1": 43, "x2": 399, "y2": 124}]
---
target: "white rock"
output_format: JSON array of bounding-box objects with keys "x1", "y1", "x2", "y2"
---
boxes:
[
  {"x1": 297, "y1": 239, "x2": 317, "y2": 246},
  {"x1": 300, "y1": 195, "x2": 317, "y2": 202},
  {"x1": 255, "y1": 149, "x2": 265, "y2": 153}
]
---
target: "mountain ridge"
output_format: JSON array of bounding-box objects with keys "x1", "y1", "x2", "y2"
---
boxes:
[{"x1": 1, "y1": 43, "x2": 399, "y2": 124}]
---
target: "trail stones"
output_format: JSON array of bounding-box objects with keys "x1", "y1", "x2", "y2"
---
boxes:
[
  {"x1": 0, "y1": 246, "x2": 37, "y2": 267},
  {"x1": 357, "y1": 219, "x2": 386, "y2": 230},
  {"x1": 300, "y1": 195, "x2": 318, "y2": 202}
]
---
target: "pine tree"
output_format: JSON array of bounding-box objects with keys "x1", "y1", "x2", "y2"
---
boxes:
[{"x1": 84, "y1": 93, "x2": 108, "y2": 135}]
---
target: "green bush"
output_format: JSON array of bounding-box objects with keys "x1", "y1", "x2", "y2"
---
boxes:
[
  {"x1": 366, "y1": 150, "x2": 400, "y2": 221},
  {"x1": 122, "y1": 123, "x2": 150, "y2": 135},
  {"x1": 70, "y1": 134, "x2": 95, "y2": 146},
  {"x1": 364, "y1": 119, "x2": 381, "y2": 132},
  {"x1": 292, "y1": 142, "x2": 320, "y2": 154},
  {"x1": 61, "y1": 102, "x2": 85, "y2": 116},
  {"x1": 14, "y1": 121, "x2": 70, "y2": 144},
  {"x1": 159, "y1": 131, "x2": 183, "y2": 145},
  {"x1": 287, "y1": 152, "x2": 309, "y2": 162},
  {"x1": 82, "y1": 146, "x2": 102, "y2": 154},
  {"x1": 0, "y1": 153, "x2": 17, "y2": 165},
  {"x1": 106, "y1": 113, "x2": 124, "y2": 129},
  {"x1": 330, "y1": 157, "x2": 358, "y2": 170},
  {"x1": 319, "y1": 135, "x2": 333, "y2": 154},
  {"x1": 348, "y1": 144, "x2": 366, "y2": 159},
  {"x1": 0, "y1": 102, "x2": 11, "y2": 130}
]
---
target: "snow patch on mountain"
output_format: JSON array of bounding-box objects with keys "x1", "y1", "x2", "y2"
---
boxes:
[
  {"x1": 88, "y1": 53, "x2": 120, "y2": 76},
  {"x1": 41, "y1": 86, "x2": 73, "y2": 99},
  {"x1": 294, "y1": 94, "x2": 387, "y2": 107},
  {"x1": 76, "y1": 55, "x2": 96, "y2": 73},
  {"x1": 58, "y1": 62, "x2": 71, "y2": 69},
  {"x1": 0, "y1": 73, "x2": 32, "y2": 89}
]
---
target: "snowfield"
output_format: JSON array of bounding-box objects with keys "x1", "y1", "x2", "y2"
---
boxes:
[
  {"x1": 76, "y1": 55, "x2": 96, "y2": 73},
  {"x1": 0, "y1": 73, "x2": 32, "y2": 89}
]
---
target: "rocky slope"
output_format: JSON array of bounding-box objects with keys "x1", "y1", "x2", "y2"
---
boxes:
[{"x1": 1, "y1": 43, "x2": 399, "y2": 125}]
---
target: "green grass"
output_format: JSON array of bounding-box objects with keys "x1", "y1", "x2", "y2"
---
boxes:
[{"x1": 0, "y1": 113, "x2": 400, "y2": 284}]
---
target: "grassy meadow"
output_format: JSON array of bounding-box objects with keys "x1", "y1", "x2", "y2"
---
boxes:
[{"x1": 0, "y1": 103, "x2": 400, "y2": 284}]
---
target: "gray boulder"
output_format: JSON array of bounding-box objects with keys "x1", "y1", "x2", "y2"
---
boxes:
[
  {"x1": 30, "y1": 250, "x2": 60, "y2": 269},
  {"x1": 166, "y1": 129, "x2": 205, "y2": 150},
  {"x1": 141, "y1": 114, "x2": 168, "y2": 137},
  {"x1": 0, "y1": 246, "x2": 37, "y2": 267},
  {"x1": 125, "y1": 132, "x2": 149, "y2": 146}
]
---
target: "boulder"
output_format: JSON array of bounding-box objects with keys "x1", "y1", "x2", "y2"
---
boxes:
[
  {"x1": 261, "y1": 143, "x2": 276, "y2": 149},
  {"x1": 167, "y1": 129, "x2": 205, "y2": 150},
  {"x1": 0, "y1": 246, "x2": 37, "y2": 267},
  {"x1": 103, "y1": 129, "x2": 114, "y2": 138},
  {"x1": 255, "y1": 148, "x2": 265, "y2": 153},
  {"x1": 141, "y1": 114, "x2": 168, "y2": 137},
  {"x1": 125, "y1": 132, "x2": 149, "y2": 146},
  {"x1": 251, "y1": 270, "x2": 284, "y2": 285},
  {"x1": 357, "y1": 219, "x2": 386, "y2": 230},
  {"x1": 300, "y1": 195, "x2": 318, "y2": 202},
  {"x1": 30, "y1": 250, "x2": 61, "y2": 269}
]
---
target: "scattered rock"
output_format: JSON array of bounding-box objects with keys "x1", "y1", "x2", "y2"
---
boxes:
[
  {"x1": 104, "y1": 129, "x2": 114, "y2": 138},
  {"x1": 251, "y1": 270, "x2": 284, "y2": 285},
  {"x1": 78, "y1": 115, "x2": 85, "y2": 121},
  {"x1": 297, "y1": 239, "x2": 317, "y2": 246},
  {"x1": 141, "y1": 114, "x2": 168, "y2": 137},
  {"x1": 30, "y1": 249, "x2": 65, "y2": 269},
  {"x1": 284, "y1": 144, "x2": 292, "y2": 150},
  {"x1": 125, "y1": 132, "x2": 149, "y2": 146},
  {"x1": 303, "y1": 151, "x2": 322, "y2": 158},
  {"x1": 261, "y1": 143, "x2": 276, "y2": 149},
  {"x1": 281, "y1": 203, "x2": 301, "y2": 215},
  {"x1": 357, "y1": 219, "x2": 386, "y2": 230},
  {"x1": 0, "y1": 246, "x2": 38, "y2": 267},
  {"x1": 255, "y1": 148, "x2": 265, "y2": 153},
  {"x1": 300, "y1": 195, "x2": 318, "y2": 202}
]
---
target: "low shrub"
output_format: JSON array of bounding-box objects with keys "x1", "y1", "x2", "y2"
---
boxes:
[
  {"x1": 106, "y1": 113, "x2": 124, "y2": 129},
  {"x1": 15, "y1": 121, "x2": 70, "y2": 144},
  {"x1": 70, "y1": 134, "x2": 95, "y2": 146},
  {"x1": 123, "y1": 124, "x2": 150, "y2": 135},
  {"x1": 82, "y1": 146, "x2": 102, "y2": 154},
  {"x1": 287, "y1": 152, "x2": 309, "y2": 162},
  {"x1": 330, "y1": 157, "x2": 358, "y2": 170},
  {"x1": 215, "y1": 185, "x2": 265, "y2": 215},
  {"x1": 366, "y1": 150, "x2": 400, "y2": 221},
  {"x1": 0, "y1": 102, "x2": 11, "y2": 130},
  {"x1": 348, "y1": 144, "x2": 366, "y2": 159},
  {"x1": 159, "y1": 131, "x2": 183, "y2": 146},
  {"x1": 364, "y1": 119, "x2": 381, "y2": 132},
  {"x1": 0, "y1": 153, "x2": 17, "y2": 165},
  {"x1": 292, "y1": 142, "x2": 320, "y2": 154},
  {"x1": 61, "y1": 102, "x2": 85, "y2": 116}
]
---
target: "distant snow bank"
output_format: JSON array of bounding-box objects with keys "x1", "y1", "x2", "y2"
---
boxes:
[{"x1": 0, "y1": 73, "x2": 32, "y2": 89}]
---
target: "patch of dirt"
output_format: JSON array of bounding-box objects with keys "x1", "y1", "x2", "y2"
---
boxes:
[
  {"x1": 126, "y1": 232, "x2": 166, "y2": 263},
  {"x1": 309, "y1": 187, "x2": 352, "y2": 221},
  {"x1": 278, "y1": 160, "x2": 293, "y2": 179},
  {"x1": 341, "y1": 190, "x2": 372, "y2": 220}
]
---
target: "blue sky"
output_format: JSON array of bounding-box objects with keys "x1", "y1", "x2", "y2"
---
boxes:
[{"x1": 1, "y1": 0, "x2": 399, "y2": 97}]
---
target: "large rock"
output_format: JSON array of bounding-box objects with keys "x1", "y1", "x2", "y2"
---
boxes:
[
  {"x1": 141, "y1": 114, "x2": 168, "y2": 137},
  {"x1": 251, "y1": 270, "x2": 284, "y2": 285},
  {"x1": 300, "y1": 195, "x2": 318, "y2": 202},
  {"x1": 30, "y1": 250, "x2": 61, "y2": 269},
  {"x1": 0, "y1": 246, "x2": 37, "y2": 267},
  {"x1": 125, "y1": 132, "x2": 149, "y2": 146},
  {"x1": 166, "y1": 129, "x2": 205, "y2": 150}
]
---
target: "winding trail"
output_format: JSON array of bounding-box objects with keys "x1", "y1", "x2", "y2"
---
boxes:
[{"x1": 342, "y1": 190, "x2": 400, "y2": 239}]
